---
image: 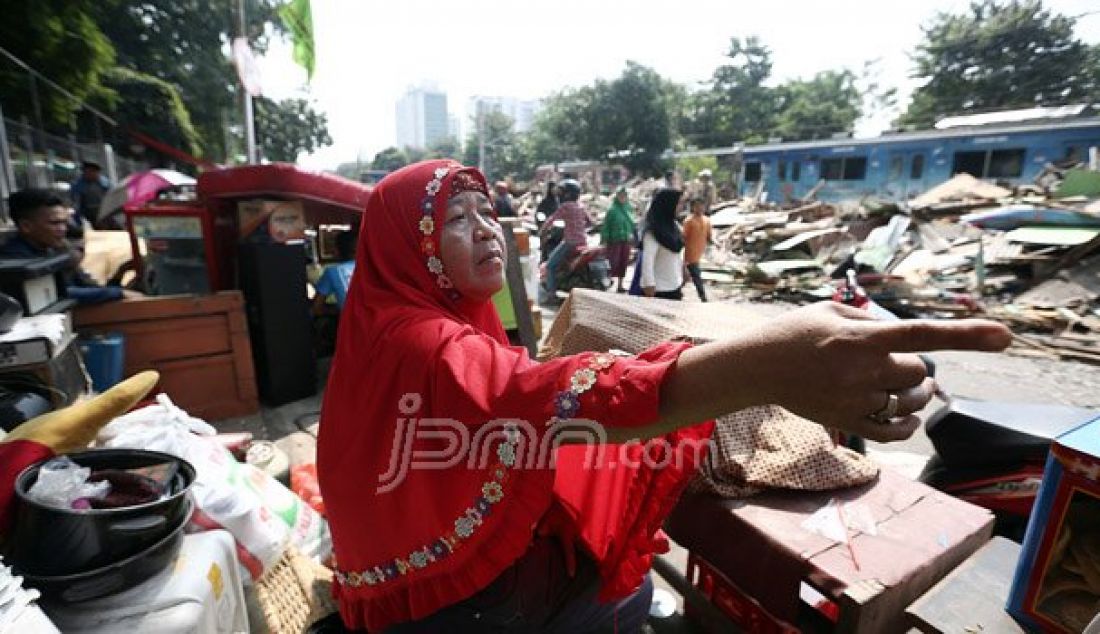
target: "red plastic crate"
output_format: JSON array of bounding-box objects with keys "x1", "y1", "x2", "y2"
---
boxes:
[{"x1": 685, "y1": 552, "x2": 799, "y2": 634}]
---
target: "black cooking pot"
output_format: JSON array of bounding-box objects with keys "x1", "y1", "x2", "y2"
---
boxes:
[
  {"x1": 7, "y1": 449, "x2": 195, "y2": 577},
  {"x1": 23, "y1": 500, "x2": 191, "y2": 603}
]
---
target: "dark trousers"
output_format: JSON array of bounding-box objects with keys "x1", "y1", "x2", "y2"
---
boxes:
[
  {"x1": 384, "y1": 537, "x2": 653, "y2": 633},
  {"x1": 654, "y1": 288, "x2": 683, "y2": 301},
  {"x1": 686, "y1": 262, "x2": 707, "y2": 302}
]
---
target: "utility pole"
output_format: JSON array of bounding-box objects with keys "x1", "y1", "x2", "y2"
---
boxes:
[
  {"x1": 477, "y1": 100, "x2": 485, "y2": 175},
  {"x1": 237, "y1": 0, "x2": 257, "y2": 164}
]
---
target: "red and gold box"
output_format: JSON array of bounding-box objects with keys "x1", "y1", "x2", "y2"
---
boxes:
[{"x1": 1008, "y1": 416, "x2": 1100, "y2": 633}]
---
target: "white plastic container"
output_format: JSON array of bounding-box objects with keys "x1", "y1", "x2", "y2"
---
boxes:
[{"x1": 41, "y1": 530, "x2": 248, "y2": 634}]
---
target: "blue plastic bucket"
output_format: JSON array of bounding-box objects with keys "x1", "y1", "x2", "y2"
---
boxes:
[{"x1": 79, "y1": 333, "x2": 125, "y2": 393}]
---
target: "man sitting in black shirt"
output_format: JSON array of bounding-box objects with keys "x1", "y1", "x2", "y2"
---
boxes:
[{"x1": 1, "y1": 189, "x2": 129, "y2": 304}]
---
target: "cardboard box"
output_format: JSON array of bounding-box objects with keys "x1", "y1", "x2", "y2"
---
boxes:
[
  {"x1": 668, "y1": 468, "x2": 995, "y2": 633},
  {"x1": 1007, "y1": 416, "x2": 1100, "y2": 633}
]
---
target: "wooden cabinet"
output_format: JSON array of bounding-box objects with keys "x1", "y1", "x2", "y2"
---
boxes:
[{"x1": 73, "y1": 292, "x2": 259, "y2": 421}]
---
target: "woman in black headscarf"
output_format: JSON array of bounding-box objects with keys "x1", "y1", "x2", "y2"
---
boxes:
[
  {"x1": 535, "y1": 180, "x2": 559, "y2": 227},
  {"x1": 629, "y1": 188, "x2": 684, "y2": 300}
]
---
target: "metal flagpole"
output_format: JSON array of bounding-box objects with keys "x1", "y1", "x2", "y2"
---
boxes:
[{"x1": 237, "y1": 0, "x2": 257, "y2": 164}]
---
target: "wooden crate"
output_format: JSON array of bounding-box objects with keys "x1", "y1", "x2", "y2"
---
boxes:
[
  {"x1": 668, "y1": 469, "x2": 995, "y2": 634},
  {"x1": 73, "y1": 292, "x2": 259, "y2": 421}
]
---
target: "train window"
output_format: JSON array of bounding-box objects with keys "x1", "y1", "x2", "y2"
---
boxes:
[
  {"x1": 988, "y1": 149, "x2": 1025, "y2": 178},
  {"x1": 842, "y1": 157, "x2": 867, "y2": 180},
  {"x1": 953, "y1": 148, "x2": 1025, "y2": 178},
  {"x1": 821, "y1": 158, "x2": 844, "y2": 180},
  {"x1": 778, "y1": 160, "x2": 787, "y2": 181},
  {"x1": 889, "y1": 156, "x2": 903, "y2": 179},
  {"x1": 791, "y1": 161, "x2": 801, "y2": 181},
  {"x1": 744, "y1": 162, "x2": 762, "y2": 182},
  {"x1": 910, "y1": 155, "x2": 925, "y2": 179},
  {"x1": 953, "y1": 151, "x2": 987, "y2": 178}
]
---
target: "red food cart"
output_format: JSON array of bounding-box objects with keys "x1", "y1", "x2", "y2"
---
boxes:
[
  {"x1": 125, "y1": 163, "x2": 371, "y2": 295},
  {"x1": 124, "y1": 164, "x2": 372, "y2": 405}
]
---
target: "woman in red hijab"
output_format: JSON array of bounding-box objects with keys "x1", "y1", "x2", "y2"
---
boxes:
[{"x1": 318, "y1": 160, "x2": 1011, "y2": 632}]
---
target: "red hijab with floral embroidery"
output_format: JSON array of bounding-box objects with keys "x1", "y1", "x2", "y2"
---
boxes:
[{"x1": 318, "y1": 160, "x2": 712, "y2": 631}]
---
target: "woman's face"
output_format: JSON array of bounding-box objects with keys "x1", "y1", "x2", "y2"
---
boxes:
[
  {"x1": 439, "y1": 191, "x2": 506, "y2": 302},
  {"x1": 616, "y1": 191, "x2": 628, "y2": 204}
]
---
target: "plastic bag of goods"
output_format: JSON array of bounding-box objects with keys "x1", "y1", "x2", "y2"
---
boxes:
[{"x1": 96, "y1": 395, "x2": 331, "y2": 579}]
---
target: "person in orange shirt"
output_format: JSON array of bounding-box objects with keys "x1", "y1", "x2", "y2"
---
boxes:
[{"x1": 682, "y1": 196, "x2": 712, "y2": 302}]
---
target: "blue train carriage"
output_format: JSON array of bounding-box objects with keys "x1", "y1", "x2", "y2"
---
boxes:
[{"x1": 728, "y1": 113, "x2": 1100, "y2": 203}]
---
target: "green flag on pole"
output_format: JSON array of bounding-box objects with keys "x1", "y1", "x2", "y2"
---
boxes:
[{"x1": 279, "y1": 0, "x2": 315, "y2": 79}]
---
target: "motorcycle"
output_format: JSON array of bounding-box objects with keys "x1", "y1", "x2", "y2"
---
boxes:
[
  {"x1": 920, "y1": 397, "x2": 1097, "y2": 540},
  {"x1": 538, "y1": 221, "x2": 613, "y2": 299}
]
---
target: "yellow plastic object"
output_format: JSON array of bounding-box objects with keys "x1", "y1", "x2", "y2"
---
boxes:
[{"x1": 3, "y1": 371, "x2": 160, "y2": 454}]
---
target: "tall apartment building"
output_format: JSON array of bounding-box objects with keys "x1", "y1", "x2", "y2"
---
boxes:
[{"x1": 396, "y1": 86, "x2": 450, "y2": 150}]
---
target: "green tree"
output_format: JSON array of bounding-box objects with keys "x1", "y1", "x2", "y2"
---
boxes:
[
  {"x1": 371, "y1": 147, "x2": 409, "y2": 172},
  {"x1": 772, "y1": 70, "x2": 862, "y2": 141},
  {"x1": 98, "y1": 67, "x2": 202, "y2": 159},
  {"x1": 705, "y1": 36, "x2": 779, "y2": 146},
  {"x1": 94, "y1": 0, "x2": 324, "y2": 162},
  {"x1": 464, "y1": 110, "x2": 530, "y2": 180},
  {"x1": 334, "y1": 160, "x2": 364, "y2": 180},
  {"x1": 427, "y1": 136, "x2": 462, "y2": 160},
  {"x1": 899, "y1": 0, "x2": 1091, "y2": 128},
  {"x1": 254, "y1": 97, "x2": 332, "y2": 162},
  {"x1": 1085, "y1": 43, "x2": 1100, "y2": 101},
  {"x1": 529, "y1": 62, "x2": 673, "y2": 175},
  {"x1": 599, "y1": 62, "x2": 674, "y2": 175},
  {"x1": 0, "y1": 0, "x2": 116, "y2": 128},
  {"x1": 527, "y1": 85, "x2": 598, "y2": 164}
]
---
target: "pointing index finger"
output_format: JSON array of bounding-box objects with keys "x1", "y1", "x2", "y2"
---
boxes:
[{"x1": 866, "y1": 319, "x2": 1012, "y2": 353}]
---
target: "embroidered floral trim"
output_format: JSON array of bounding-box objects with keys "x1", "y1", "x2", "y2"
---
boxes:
[
  {"x1": 334, "y1": 423, "x2": 523, "y2": 588},
  {"x1": 418, "y1": 216, "x2": 435, "y2": 235},
  {"x1": 546, "y1": 352, "x2": 620, "y2": 427},
  {"x1": 417, "y1": 166, "x2": 459, "y2": 299}
]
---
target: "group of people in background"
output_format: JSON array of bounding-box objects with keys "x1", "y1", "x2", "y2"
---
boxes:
[
  {"x1": 494, "y1": 169, "x2": 720, "y2": 305},
  {"x1": 532, "y1": 168, "x2": 715, "y2": 303}
]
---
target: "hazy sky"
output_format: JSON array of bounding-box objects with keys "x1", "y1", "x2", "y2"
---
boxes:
[{"x1": 255, "y1": 0, "x2": 1100, "y2": 169}]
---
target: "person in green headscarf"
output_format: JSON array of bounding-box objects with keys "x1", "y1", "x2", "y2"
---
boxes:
[{"x1": 600, "y1": 187, "x2": 637, "y2": 293}]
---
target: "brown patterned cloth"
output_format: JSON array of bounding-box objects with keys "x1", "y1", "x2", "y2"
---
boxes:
[{"x1": 539, "y1": 290, "x2": 878, "y2": 498}]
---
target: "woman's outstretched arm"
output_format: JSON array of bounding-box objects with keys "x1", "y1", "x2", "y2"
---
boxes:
[{"x1": 603, "y1": 302, "x2": 1012, "y2": 444}]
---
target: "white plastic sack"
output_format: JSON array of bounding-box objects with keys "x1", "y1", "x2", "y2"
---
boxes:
[{"x1": 97, "y1": 395, "x2": 331, "y2": 579}]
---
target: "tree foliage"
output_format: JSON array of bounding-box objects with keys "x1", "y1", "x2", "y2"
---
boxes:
[
  {"x1": 900, "y1": 0, "x2": 1092, "y2": 127},
  {"x1": 254, "y1": 97, "x2": 332, "y2": 162},
  {"x1": 0, "y1": 0, "x2": 116, "y2": 127},
  {"x1": 1, "y1": 0, "x2": 330, "y2": 164},
  {"x1": 371, "y1": 147, "x2": 410, "y2": 172},
  {"x1": 772, "y1": 70, "x2": 862, "y2": 142},
  {"x1": 100, "y1": 67, "x2": 202, "y2": 157},
  {"x1": 463, "y1": 111, "x2": 530, "y2": 180},
  {"x1": 704, "y1": 36, "x2": 778, "y2": 146},
  {"x1": 94, "y1": 0, "x2": 308, "y2": 160},
  {"x1": 529, "y1": 62, "x2": 672, "y2": 175},
  {"x1": 426, "y1": 136, "x2": 462, "y2": 161}
]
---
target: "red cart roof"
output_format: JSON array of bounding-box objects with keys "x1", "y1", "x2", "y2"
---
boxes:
[{"x1": 197, "y1": 163, "x2": 372, "y2": 213}]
